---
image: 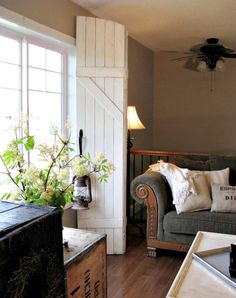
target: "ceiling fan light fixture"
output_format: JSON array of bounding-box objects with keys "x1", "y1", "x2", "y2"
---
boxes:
[
  {"x1": 215, "y1": 59, "x2": 225, "y2": 71},
  {"x1": 197, "y1": 60, "x2": 207, "y2": 72}
]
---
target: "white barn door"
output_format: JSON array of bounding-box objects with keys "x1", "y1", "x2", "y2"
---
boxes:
[{"x1": 76, "y1": 16, "x2": 127, "y2": 254}]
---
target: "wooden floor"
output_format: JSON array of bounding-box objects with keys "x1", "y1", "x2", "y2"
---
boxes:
[{"x1": 107, "y1": 226, "x2": 185, "y2": 298}]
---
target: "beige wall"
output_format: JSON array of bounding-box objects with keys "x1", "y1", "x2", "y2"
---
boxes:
[
  {"x1": 128, "y1": 37, "x2": 154, "y2": 150},
  {"x1": 0, "y1": 0, "x2": 92, "y2": 37},
  {"x1": 154, "y1": 53, "x2": 236, "y2": 154},
  {"x1": 0, "y1": 0, "x2": 155, "y2": 150}
]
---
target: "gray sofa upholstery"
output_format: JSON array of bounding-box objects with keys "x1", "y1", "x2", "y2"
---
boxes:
[{"x1": 130, "y1": 154, "x2": 236, "y2": 257}]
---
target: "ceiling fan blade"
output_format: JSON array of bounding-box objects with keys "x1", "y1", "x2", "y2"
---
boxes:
[
  {"x1": 223, "y1": 48, "x2": 235, "y2": 53},
  {"x1": 171, "y1": 55, "x2": 197, "y2": 61},
  {"x1": 183, "y1": 57, "x2": 199, "y2": 72},
  {"x1": 222, "y1": 53, "x2": 236, "y2": 58},
  {"x1": 159, "y1": 50, "x2": 193, "y2": 54},
  {"x1": 159, "y1": 50, "x2": 179, "y2": 53},
  {"x1": 189, "y1": 44, "x2": 202, "y2": 53}
]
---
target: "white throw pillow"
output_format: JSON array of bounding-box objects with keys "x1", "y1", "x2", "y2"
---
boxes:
[
  {"x1": 211, "y1": 184, "x2": 236, "y2": 212},
  {"x1": 175, "y1": 174, "x2": 211, "y2": 214},
  {"x1": 190, "y1": 168, "x2": 230, "y2": 190}
]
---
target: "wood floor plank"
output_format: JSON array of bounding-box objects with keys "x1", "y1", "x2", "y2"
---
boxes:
[{"x1": 107, "y1": 237, "x2": 185, "y2": 298}]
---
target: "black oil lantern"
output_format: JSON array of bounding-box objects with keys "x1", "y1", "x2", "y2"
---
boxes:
[{"x1": 72, "y1": 175, "x2": 92, "y2": 210}]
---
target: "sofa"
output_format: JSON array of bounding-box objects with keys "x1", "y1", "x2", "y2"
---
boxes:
[{"x1": 130, "y1": 153, "x2": 236, "y2": 257}]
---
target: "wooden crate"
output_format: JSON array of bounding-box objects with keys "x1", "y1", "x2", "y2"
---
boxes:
[
  {"x1": 63, "y1": 227, "x2": 107, "y2": 298},
  {"x1": 0, "y1": 201, "x2": 65, "y2": 297}
]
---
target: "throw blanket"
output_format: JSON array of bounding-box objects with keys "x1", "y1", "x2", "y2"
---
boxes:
[{"x1": 149, "y1": 161, "x2": 197, "y2": 205}]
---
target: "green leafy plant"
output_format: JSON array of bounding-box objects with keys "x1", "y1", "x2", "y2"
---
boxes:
[{"x1": 0, "y1": 117, "x2": 114, "y2": 211}]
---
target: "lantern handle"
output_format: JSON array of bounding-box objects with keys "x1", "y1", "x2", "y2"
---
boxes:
[{"x1": 79, "y1": 129, "x2": 83, "y2": 157}]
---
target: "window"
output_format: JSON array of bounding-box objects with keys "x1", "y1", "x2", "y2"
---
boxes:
[
  {"x1": 28, "y1": 42, "x2": 64, "y2": 143},
  {"x1": 0, "y1": 26, "x2": 69, "y2": 196},
  {"x1": 0, "y1": 30, "x2": 67, "y2": 142},
  {"x1": 0, "y1": 33, "x2": 21, "y2": 147}
]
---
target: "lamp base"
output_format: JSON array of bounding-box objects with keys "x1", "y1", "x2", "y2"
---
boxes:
[{"x1": 128, "y1": 130, "x2": 134, "y2": 149}]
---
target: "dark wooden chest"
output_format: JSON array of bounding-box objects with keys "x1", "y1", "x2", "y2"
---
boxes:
[{"x1": 0, "y1": 201, "x2": 65, "y2": 298}]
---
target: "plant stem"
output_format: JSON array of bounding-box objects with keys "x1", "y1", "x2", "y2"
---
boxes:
[
  {"x1": 62, "y1": 154, "x2": 80, "y2": 168},
  {"x1": 0, "y1": 155, "x2": 23, "y2": 191},
  {"x1": 62, "y1": 182, "x2": 73, "y2": 193},
  {"x1": 44, "y1": 143, "x2": 67, "y2": 191}
]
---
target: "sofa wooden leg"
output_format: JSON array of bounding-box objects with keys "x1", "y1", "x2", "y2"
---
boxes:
[{"x1": 147, "y1": 247, "x2": 158, "y2": 258}]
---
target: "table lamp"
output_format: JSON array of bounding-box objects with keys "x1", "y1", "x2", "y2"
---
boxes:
[{"x1": 127, "y1": 106, "x2": 145, "y2": 149}]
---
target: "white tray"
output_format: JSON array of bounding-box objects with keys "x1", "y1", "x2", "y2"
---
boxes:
[{"x1": 192, "y1": 246, "x2": 236, "y2": 290}]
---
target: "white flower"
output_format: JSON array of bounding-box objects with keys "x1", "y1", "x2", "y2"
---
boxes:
[
  {"x1": 94, "y1": 152, "x2": 105, "y2": 164},
  {"x1": 22, "y1": 165, "x2": 39, "y2": 183},
  {"x1": 6, "y1": 142, "x2": 25, "y2": 164},
  {"x1": 65, "y1": 119, "x2": 73, "y2": 129},
  {"x1": 37, "y1": 144, "x2": 55, "y2": 161},
  {"x1": 57, "y1": 168, "x2": 69, "y2": 181},
  {"x1": 10, "y1": 187, "x2": 22, "y2": 200},
  {"x1": 59, "y1": 135, "x2": 70, "y2": 145},
  {"x1": 8, "y1": 142, "x2": 18, "y2": 155},
  {"x1": 49, "y1": 123, "x2": 59, "y2": 136},
  {"x1": 40, "y1": 190, "x2": 53, "y2": 202},
  {"x1": 10, "y1": 114, "x2": 29, "y2": 134},
  {"x1": 38, "y1": 144, "x2": 50, "y2": 155},
  {"x1": 16, "y1": 153, "x2": 24, "y2": 164},
  {"x1": 37, "y1": 181, "x2": 45, "y2": 192},
  {"x1": 107, "y1": 162, "x2": 116, "y2": 173},
  {"x1": 72, "y1": 158, "x2": 89, "y2": 177}
]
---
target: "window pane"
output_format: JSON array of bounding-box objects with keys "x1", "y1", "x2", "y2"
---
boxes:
[
  {"x1": 46, "y1": 71, "x2": 62, "y2": 92},
  {"x1": 28, "y1": 68, "x2": 46, "y2": 91},
  {"x1": 28, "y1": 43, "x2": 46, "y2": 69},
  {"x1": 0, "y1": 62, "x2": 20, "y2": 89},
  {"x1": 46, "y1": 49, "x2": 62, "y2": 72},
  {"x1": 0, "y1": 89, "x2": 20, "y2": 150},
  {"x1": 0, "y1": 35, "x2": 20, "y2": 64},
  {"x1": 28, "y1": 91, "x2": 61, "y2": 144},
  {"x1": 0, "y1": 89, "x2": 20, "y2": 198},
  {"x1": 0, "y1": 175, "x2": 11, "y2": 198}
]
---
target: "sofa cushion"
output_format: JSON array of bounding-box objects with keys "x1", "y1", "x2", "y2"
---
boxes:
[
  {"x1": 169, "y1": 156, "x2": 210, "y2": 171},
  {"x1": 163, "y1": 210, "x2": 236, "y2": 235},
  {"x1": 210, "y1": 155, "x2": 236, "y2": 185}
]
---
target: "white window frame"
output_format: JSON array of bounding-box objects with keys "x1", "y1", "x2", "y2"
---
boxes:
[{"x1": 0, "y1": 5, "x2": 76, "y2": 138}]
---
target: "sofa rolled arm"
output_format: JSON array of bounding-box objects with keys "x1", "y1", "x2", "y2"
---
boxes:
[{"x1": 130, "y1": 171, "x2": 171, "y2": 240}]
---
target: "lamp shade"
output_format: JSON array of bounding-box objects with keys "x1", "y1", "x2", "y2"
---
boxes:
[{"x1": 127, "y1": 106, "x2": 145, "y2": 130}]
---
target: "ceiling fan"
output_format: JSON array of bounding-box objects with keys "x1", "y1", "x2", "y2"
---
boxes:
[{"x1": 175, "y1": 38, "x2": 236, "y2": 71}]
